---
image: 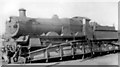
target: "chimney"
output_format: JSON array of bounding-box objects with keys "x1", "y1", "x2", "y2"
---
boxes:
[{"x1": 19, "y1": 8, "x2": 26, "y2": 17}]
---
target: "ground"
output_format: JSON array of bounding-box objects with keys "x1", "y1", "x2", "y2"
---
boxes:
[{"x1": 57, "y1": 53, "x2": 118, "y2": 65}]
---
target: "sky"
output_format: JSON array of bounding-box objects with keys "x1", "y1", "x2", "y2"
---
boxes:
[{"x1": 0, "y1": 0, "x2": 119, "y2": 35}]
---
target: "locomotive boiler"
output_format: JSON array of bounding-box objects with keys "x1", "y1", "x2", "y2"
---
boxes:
[
  {"x1": 4, "y1": 9, "x2": 91, "y2": 38},
  {"x1": 2, "y1": 8, "x2": 119, "y2": 63}
]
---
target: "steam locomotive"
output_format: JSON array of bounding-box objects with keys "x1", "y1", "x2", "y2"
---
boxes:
[{"x1": 2, "y1": 8, "x2": 119, "y2": 63}]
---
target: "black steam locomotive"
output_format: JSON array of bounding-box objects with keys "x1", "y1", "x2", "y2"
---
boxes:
[{"x1": 2, "y1": 8, "x2": 119, "y2": 63}]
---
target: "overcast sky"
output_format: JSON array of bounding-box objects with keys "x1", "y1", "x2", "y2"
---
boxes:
[{"x1": 0, "y1": 0, "x2": 119, "y2": 35}]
